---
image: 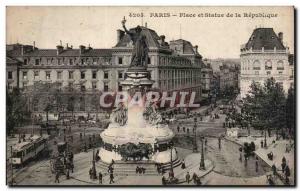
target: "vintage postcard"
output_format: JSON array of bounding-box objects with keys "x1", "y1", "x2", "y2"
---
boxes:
[{"x1": 6, "y1": 6, "x2": 295, "y2": 186}]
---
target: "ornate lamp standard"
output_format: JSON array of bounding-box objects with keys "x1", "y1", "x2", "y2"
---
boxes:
[
  {"x1": 169, "y1": 142, "x2": 174, "y2": 178},
  {"x1": 91, "y1": 148, "x2": 97, "y2": 179},
  {"x1": 264, "y1": 129, "x2": 267, "y2": 148},
  {"x1": 199, "y1": 135, "x2": 205, "y2": 170},
  {"x1": 193, "y1": 117, "x2": 197, "y2": 152}
]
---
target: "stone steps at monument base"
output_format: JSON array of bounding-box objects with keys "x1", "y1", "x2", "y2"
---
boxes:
[{"x1": 96, "y1": 161, "x2": 159, "y2": 176}]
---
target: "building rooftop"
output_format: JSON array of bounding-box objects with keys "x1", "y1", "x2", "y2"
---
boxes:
[{"x1": 243, "y1": 28, "x2": 286, "y2": 51}]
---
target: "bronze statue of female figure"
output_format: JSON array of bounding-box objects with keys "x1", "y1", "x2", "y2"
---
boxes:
[{"x1": 122, "y1": 17, "x2": 149, "y2": 67}]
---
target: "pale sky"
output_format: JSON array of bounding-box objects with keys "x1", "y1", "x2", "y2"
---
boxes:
[{"x1": 6, "y1": 6, "x2": 294, "y2": 58}]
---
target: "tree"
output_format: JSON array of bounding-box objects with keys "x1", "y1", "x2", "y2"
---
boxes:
[
  {"x1": 240, "y1": 78, "x2": 286, "y2": 134},
  {"x1": 286, "y1": 86, "x2": 295, "y2": 137},
  {"x1": 6, "y1": 87, "x2": 31, "y2": 135}
]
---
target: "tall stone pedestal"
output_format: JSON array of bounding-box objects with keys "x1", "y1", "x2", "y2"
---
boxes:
[{"x1": 98, "y1": 67, "x2": 177, "y2": 164}]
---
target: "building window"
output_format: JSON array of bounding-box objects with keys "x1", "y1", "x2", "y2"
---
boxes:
[
  {"x1": 266, "y1": 71, "x2": 271, "y2": 75},
  {"x1": 277, "y1": 60, "x2": 284, "y2": 70},
  {"x1": 69, "y1": 71, "x2": 73, "y2": 79},
  {"x1": 81, "y1": 59, "x2": 85, "y2": 65},
  {"x1": 81, "y1": 71, "x2": 85, "y2": 79},
  {"x1": 34, "y1": 71, "x2": 39, "y2": 79},
  {"x1": 92, "y1": 82, "x2": 97, "y2": 89},
  {"x1": 24, "y1": 59, "x2": 28, "y2": 65},
  {"x1": 23, "y1": 71, "x2": 27, "y2": 80},
  {"x1": 57, "y1": 71, "x2": 62, "y2": 79},
  {"x1": 104, "y1": 83, "x2": 109, "y2": 92},
  {"x1": 81, "y1": 85, "x2": 86, "y2": 91},
  {"x1": 47, "y1": 58, "x2": 51, "y2": 65},
  {"x1": 278, "y1": 71, "x2": 283, "y2": 75},
  {"x1": 265, "y1": 60, "x2": 272, "y2": 70},
  {"x1": 68, "y1": 82, "x2": 74, "y2": 91},
  {"x1": 118, "y1": 84, "x2": 123, "y2": 91},
  {"x1": 57, "y1": 58, "x2": 61, "y2": 65},
  {"x1": 104, "y1": 71, "x2": 109, "y2": 79},
  {"x1": 118, "y1": 71, "x2": 123, "y2": 79},
  {"x1": 93, "y1": 58, "x2": 98, "y2": 64},
  {"x1": 35, "y1": 59, "x2": 40, "y2": 65},
  {"x1": 253, "y1": 60, "x2": 260, "y2": 70},
  {"x1": 7, "y1": 83, "x2": 13, "y2": 90},
  {"x1": 46, "y1": 71, "x2": 51, "y2": 80},
  {"x1": 118, "y1": 57, "x2": 123, "y2": 65},
  {"x1": 7, "y1": 71, "x2": 13, "y2": 79},
  {"x1": 23, "y1": 82, "x2": 28, "y2": 89},
  {"x1": 92, "y1": 71, "x2": 97, "y2": 79},
  {"x1": 148, "y1": 57, "x2": 151, "y2": 65},
  {"x1": 69, "y1": 59, "x2": 73, "y2": 65}
]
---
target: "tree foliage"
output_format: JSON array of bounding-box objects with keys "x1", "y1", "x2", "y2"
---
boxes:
[
  {"x1": 6, "y1": 88, "x2": 31, "y2": 135},
  {"x1": 240, "y1": 78, "x2": 287, "y2": 131},
  {"x1": 286, "y1": 86, "x2": 295, "y2": 136}
]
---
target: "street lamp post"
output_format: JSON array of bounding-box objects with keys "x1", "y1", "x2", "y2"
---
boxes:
[
  {"x1": 193, "y1": 117, "x2": 197, "y2": 152},
  {"x1": 91, "y1": 148, "x2": 97, "y2": 179},
  {"x1": 169, "y1": 142, "x2": 175, "y2": 178},
  {"x1": 264, "y1": 129, "x2": 267, "y2": 148},
  {"x1": 199, "y1": 136, "x2": 205, "y2": 170}
]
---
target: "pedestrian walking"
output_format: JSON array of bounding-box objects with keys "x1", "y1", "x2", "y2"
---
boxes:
[
  {"x1": 183, "y1": 127, "x2": 186, "y2": 132},
  {"x1": 271, "y1": 164, "x2": 277, "y2": 175},
  {"x1": 109, "y1": 172, "x2": 114, "y2": 184},
  {"x1": 181, "y1": 159, "x2": 186, "y2": 169},
  {"x1": 192, "y1": 173, "x2": 197, "y2": 184},
  {"x1": 98, "y1": 172, "x2": 102, "y2": 184},
  {"x1": 196, "y1": 176, "x2": 202, "y2": 185},
  {"x1": 55, "y1": 172, "x2": 60, "y2": 183},
  {"x1": 186, "y1": 171, "x2": 190, "y2": 184},
  {"x1": 66, "y1": 169, "x2": 70, "y2": 180},
  {"x1": 71, "y1": 162, "x2": 74, "y2": 173},
  {"x1": 162, "y1": 175, "x2": 166, "y2": 185},
  {"x1": 177, "y1": 126, "x2": 180, "y2": 132},
  {"x1": 89, "y1": 168, "x2": 93, "y2": 179}
]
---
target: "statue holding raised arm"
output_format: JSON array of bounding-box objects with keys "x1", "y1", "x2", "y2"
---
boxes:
[{"x1": 122, "y1": 17, "x2": 149, "y2": 67}]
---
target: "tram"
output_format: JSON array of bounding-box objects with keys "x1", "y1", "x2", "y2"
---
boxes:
[{"x1": 11, "y1": 135, "x2": 47, "y2": 167}]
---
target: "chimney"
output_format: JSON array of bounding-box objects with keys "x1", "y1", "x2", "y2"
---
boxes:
[
  {"x1": 21, "y1": 45, "x2": 24, "y2": 56},
  {"x1": 56, "y1": 45, "x2": 64, "y2": 55},
  {"x1": 87, "y1": 44, "x2": 92, "y2": 50},
  {"x1": 159, "y1": 35, "x2": 165, "y2": 45},
  {"x1": 79, "y1": 45, "x2": 86, "y2": 54},
  {"x1": 145, "y1": 22, "x2": 148, "y2": 28},
  {"x1": 33, "y1": 41, "x2": 35, "y2": 49},
  {"x1": 117, "y1": 29, "x2": 125, "y2": 43},
  {"x1": 193, "y1": 45, "x2": 198, "y2": 53},
  {"x1": 278, "y1": 32, "x2": 283, "y2": 43},
  {"x1": 66, "y1": 43, "x2": 69, "y2": 49}
]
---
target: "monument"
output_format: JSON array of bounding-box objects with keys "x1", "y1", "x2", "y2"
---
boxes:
[{"x1": 98, "y1": 17, "x2": 177, "y2": 165}]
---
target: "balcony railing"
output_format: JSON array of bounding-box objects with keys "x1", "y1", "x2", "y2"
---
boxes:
[
  {"x1": 277, "y1": 67, "x2": 284, "y2": 70},
  {"x1": 253, "y1": 67, "x2": 261, "y2": 70}
]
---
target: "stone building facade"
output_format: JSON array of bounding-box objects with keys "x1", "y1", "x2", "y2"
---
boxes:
[
  {"x1": 6, "y1": 26, "x2": 203, "y2": 118},
  {"x1": 240, "y1": 28, "x2": 294, "y2": 98}
]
